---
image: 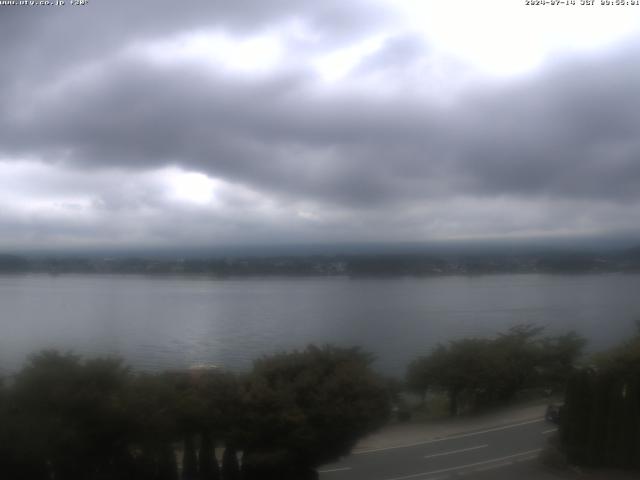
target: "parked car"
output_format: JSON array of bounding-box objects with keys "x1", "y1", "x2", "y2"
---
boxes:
[{"x1": 545, "y1": 403, "x2": 562, "y2": 425}]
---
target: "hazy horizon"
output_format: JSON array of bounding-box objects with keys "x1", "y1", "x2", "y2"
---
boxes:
[{"x1": 2, "y1": 235, "x2": 640, "y2": 259}]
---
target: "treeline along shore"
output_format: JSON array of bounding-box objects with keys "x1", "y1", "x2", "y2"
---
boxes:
[{"x1": 1, "y1": 246, "x2": 640, "y2": 276}]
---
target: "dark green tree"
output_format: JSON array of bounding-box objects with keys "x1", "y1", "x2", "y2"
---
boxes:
[
  {"x1": 8, "y1": 351, "x2": 136, "y2": 479},
  {"x1": 538, "y1": 331, "x2": 586, "y2": 390},
  {"x1": 199, "y1": 432, "x2": 220, "y2": 480},
  {"x1": 407, "y1": 325, "x2": 585, "y2": 416},
  {"x1": 127, "y1": 372, "x2": 182, "y2": 479},
  {"x1": 561, "y1": 328, "x2": 640, "y2": 470},
  {"x1": 239, "y1": 345, "x2": 389, "y2": 478},
  {"x1": 157, "y1": 443, "x2": 180, "y2": 480},
  {"x1": 221, "y1": 445, "x2": 240, "y2": 480},
  {"x1": 406, "y1": 351, "x2": 441, "y2": 406},
  {"x1": 182, "y1": 435, "x2": 198, "y2": 480}
]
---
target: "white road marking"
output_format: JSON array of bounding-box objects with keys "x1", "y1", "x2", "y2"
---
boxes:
[
  {"x1": 380, "y1": 449, "x2": 542, "y2": 480},
  {"x1": 542, "y1": 428, "x2": 558, "y2": 434},
  {"x1": 355, "y1": 418, "x2": 544, "y2": 455},
  {"x1": 471, "y1": 460, "x2": 513, "y2": 473},
  {"x1": 467, "y1": 455, "x2": 538, "y2": 474},
  {"x1": 516, "y1": 454, "x2": 540, "y2": 462},
  {"x1": 423, "y1": 444, "x2": 488, "y2": 459},
  {"x1": 318, "y1": 467, "x2": 352, "y2": 474}
]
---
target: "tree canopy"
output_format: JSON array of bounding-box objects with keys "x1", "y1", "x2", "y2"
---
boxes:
[
  {"x1": 0, "y1": 345, "x2": 389, "y2": 480},
  {"x1": 406, "y1": 325, "x2": 586, "y2": 415},
  {"x1": 240, "y1": 345, "x2": 390, "y2": 479},
  {"x1": 561, "y1": 325, "x2": 640, "y2": 470}
]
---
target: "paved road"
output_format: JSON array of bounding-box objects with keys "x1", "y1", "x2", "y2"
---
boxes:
[{"x1": 319, "y1": 418, "x2": 558, "y2": 480}]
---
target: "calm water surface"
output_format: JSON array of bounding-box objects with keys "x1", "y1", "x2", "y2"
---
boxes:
[{"x1": 0, "y1": 273, "x2": 638, "y2": 376}]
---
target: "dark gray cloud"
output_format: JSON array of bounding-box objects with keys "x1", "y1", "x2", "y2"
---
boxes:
[
  {"x1": 0, "y1": 0, "x2": 386, "y2": 80},
  {"x1": 452, "y1": 48, "x2": 640, "y2": 201},
  {"x1": 1, "y1": 0, "x2": 640, "y2": 247},
  {"x1": 6, "y1": 43, "x2": 640, "y2": 203}
]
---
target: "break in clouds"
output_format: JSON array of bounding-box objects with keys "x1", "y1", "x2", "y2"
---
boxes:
[{"x1": 2, "y1": 0, "x2": 640, "y2": 249}]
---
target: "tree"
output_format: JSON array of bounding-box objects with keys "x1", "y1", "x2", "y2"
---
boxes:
[
  {"x1": 194, "y1": 369, "x2": 243, "y2": 451},
  {"x1": 0, "y1": 374, "x2": 51, "y2": 480},
  {"x1": 1, "y1": 345, "x2": 391, "y2": 480},
  {"x1": 239, "y1": 345, "x2": 390, "y2": 479},
  {"x1": 157, "y1": 443, "x2": 180, "y2": 480},
  {"x1": 199, "y1": 432, "x2": 220, "y2": 480},
  {"x1": 538, "y1": 331, "x2": 587, "y2": 389},
  {"x1": 221, "y1": 445, "x2": 240, "y2": 480},
  {"x1": 127, "y1": 372, "x2": 181, "y2": 479},
  {"x1": 561, "y1": 328, "x2": 640, "y2": 470},
  {"x1": 406, "y1": 325, "x2": 586, "y2": 416},
  {"x1": 406, "y1": 352, "x2": 440, "y2": 405},
  {"x1": 482, "y1": 324, "x2": 544, "y2": 401},
  {"x1": 10, "y1": 351, "x2": 134, "y2": 480},
  {"x1": 182, "y1": 435, "x2": 198, "y2": 480},
  {"x1": 443, "y1": 338, "x2": 497, "y2": 414}
]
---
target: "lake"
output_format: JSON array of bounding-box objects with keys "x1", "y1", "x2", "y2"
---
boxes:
[{"x1": 0, "y1": 273, "x2": 638, "y2": 376}]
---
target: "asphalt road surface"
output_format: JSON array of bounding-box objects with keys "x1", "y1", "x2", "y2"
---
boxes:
[{"x1": 319, "y1": 418, "x2": 558, "y2": 480}]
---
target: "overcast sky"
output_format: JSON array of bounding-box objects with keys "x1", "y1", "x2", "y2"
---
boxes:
[{"x1": 2, "y1": 0, "x2": 640, "y2": 251}]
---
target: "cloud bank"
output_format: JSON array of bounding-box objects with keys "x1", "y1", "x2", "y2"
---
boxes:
[{"x1": 1, "y1": 0, "x2": 640, "y2": 249}]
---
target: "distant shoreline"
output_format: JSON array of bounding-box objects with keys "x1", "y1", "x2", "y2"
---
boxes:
[{"x1": 1, "y1": 250, "x2": 639, "y2": 278}]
